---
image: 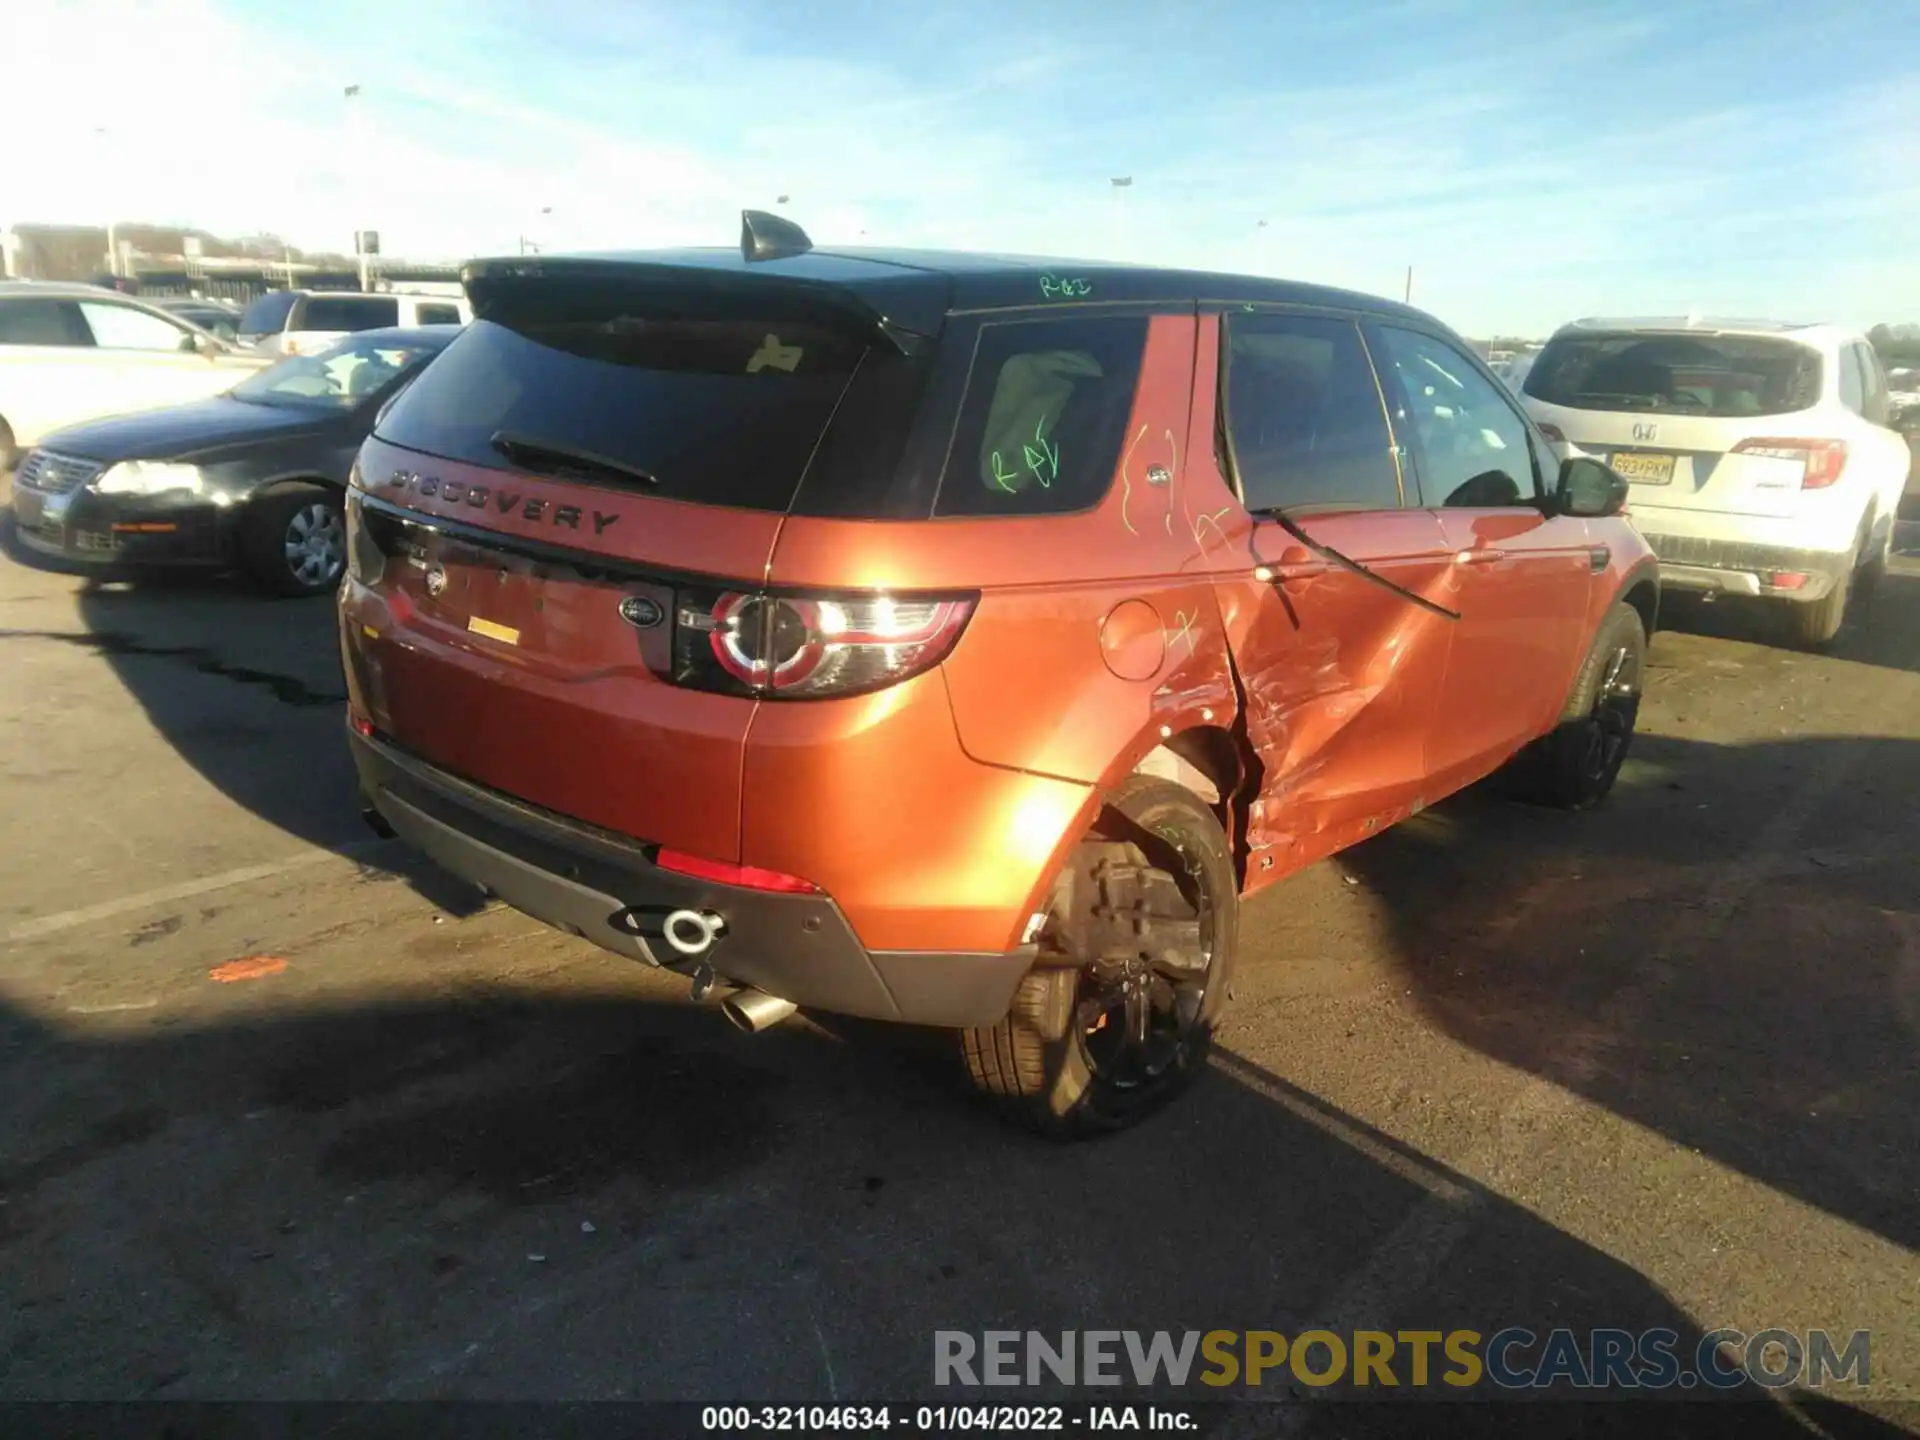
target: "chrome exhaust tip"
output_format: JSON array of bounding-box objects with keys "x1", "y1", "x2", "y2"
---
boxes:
[
  {"x1": 662, "y1": 908, "x2": 727, "y2": 958},
  {"x1": 720, "y1": 987, "x2": 798, "y2": 1033}
]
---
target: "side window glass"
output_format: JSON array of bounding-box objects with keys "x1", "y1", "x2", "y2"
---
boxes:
[
  {"x1": 1857, "y1": 346, "x2": 1889, "y2": 424},
  {"x1": 1527, "y1": 426, "x2": 1561, "y2": 496},
  {"x1": 79, "y1": 302, "x2": 193, "y2": 352},
  {"x1": 0, "y1": 298, "x2": 86, "y2": 346},
  {"x1": 934, "y1": 315, "x2": 1148, "y2": 518},
  {"x1": 1838, "y1": 346, "x2": 1866, "y2": 414},
  {"x1": 1223, "y1": 312, "x2": 1400, "y2": 511},
  {"x1": 1374, "y1": 325, "x2": 1537, "y2": 508}
]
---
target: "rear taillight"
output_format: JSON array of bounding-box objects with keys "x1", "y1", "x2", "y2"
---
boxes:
[
  {"x1": 1732, "y1": 438, "x2": 1848, "y2": 489},
  {"x1": 672, "y1": 588, "x2": 975, "y2": 699},
  {"x1": 655, "y1": 847, "x2": 821, "y2": 894},
  {"x1": 1537, "y1": 422, "x2": 1566, "y2": 443}
]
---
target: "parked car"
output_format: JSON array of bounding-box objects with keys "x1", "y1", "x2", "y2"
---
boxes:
[
  {"x1": 154, "y1": 297, "x2": 243, "y2": 343},
  {"x1": 12, "y1": 327, "x2": 454, "y2": 595},
  {"x1": 341, "y1": 212, "x2": 1655, "y2": 1136},
  {"x1": 0, "y1": 280, "x2": 269, "y2": 471},
  {"x1": 236, "y1": 290, "x2": 470, "y2": 357},
  {"x1": 1519, "y1": 318, "x2": 1912, "y2": 647}
]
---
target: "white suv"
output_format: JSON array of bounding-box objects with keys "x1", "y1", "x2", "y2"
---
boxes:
[
  {"x1": 1519, "y1": 318, "x2": 1912, "y2": 646},
  {"x1": 235, "y1": 290, "x2": 469, "y2": 357}
]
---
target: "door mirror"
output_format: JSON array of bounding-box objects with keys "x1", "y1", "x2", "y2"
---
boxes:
[{"x1": 1555, "y1": 456, "x2": 1629, "y2": 518}]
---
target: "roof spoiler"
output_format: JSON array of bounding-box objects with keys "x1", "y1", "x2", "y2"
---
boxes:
[
  {"x1": 461, "y1": 256, "x2": 914, "y2": 355},
  {"x1": 740, "y1": 209, "x2": 812, "y2": 263}
]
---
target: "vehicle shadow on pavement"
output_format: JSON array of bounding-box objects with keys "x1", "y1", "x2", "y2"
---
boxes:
[
  {"x1": 1342, "y1": 727, "x2": 1920, "y2": 1260},
  {"x1": 0, "y1": 989, "x2": 1905, "y2": 1436},
  {"x1": 1, "y1": 505, "x2": 482, "y2": 915}
]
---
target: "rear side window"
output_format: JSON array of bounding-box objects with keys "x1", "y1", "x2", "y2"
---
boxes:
[
  {"x1": 1523, "y1": 332, "x2": 1821, "y2": 417},
  {"x1": 1223, "y1": 312, "x2": 1400, "y2": 511},
  {"x1": 302, "y1": 297, "x2": 399, "y2": 331},
  {"x1": 237, "y1": 291, "x2": 297, "y2": 338},
  {"x1": 934, "y1": 315, "x2": 1147, "y2": 518},
  {"x1": 414, "y1": 303, "x2": 461, "y2": 325},
  {"x1": 1839, "y1": 345, "x2": 1866, "y2": 413},
  {"x1": 375, "y1": 312, "x2": 869, "y2": 512},
  {"x1": 1856, "y1": 344, "x2": 1890, "y2": 424},
  {"x1": 0, "y1": 298, "x2": 85, "y2": 346}
]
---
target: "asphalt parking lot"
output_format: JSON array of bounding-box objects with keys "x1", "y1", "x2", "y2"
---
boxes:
[{"x1": 1, "y1": 486, "x2": 1916, "y2": 1436}]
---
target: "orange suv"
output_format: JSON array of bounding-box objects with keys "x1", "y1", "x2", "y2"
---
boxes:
[{"x1": 341, "y1": 212, "x2": 1658, "y2": 1135}]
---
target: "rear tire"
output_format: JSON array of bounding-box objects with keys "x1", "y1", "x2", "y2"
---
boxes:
[
  {"x1": 241, "y1": 483, "x2": 346, "y2": 597},
  {"x1": 0, "y1": 417, "x2": 16, "y2": 475},
  {"x1": 959, "y1": 776, "x2": 1238, "y2": 1138},
  {"x1": 1502, "y1": 602, "x2": 1646, "y2": 810}
]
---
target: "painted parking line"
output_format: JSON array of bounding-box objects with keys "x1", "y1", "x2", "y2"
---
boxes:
[{"x1": 3, "y1": 838, "x2": 396, "y2": 945}]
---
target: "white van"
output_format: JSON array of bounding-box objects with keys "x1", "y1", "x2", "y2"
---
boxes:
[{"x1": 236, "y1": 290, "x2": 470, "y2": 357}]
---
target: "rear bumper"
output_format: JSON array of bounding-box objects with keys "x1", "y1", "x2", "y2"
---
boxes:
[
  {"x1": 348, "y1": 723, "x2": 1036, "y2": 1027},
  {"x1": 1639, "y1": 532, "x2": 1852, "y2": 601}
]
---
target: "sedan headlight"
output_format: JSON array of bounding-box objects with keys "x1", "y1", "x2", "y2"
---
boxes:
[{"x1": 93, "y1": 461, "x2": 205, "y2": 496}]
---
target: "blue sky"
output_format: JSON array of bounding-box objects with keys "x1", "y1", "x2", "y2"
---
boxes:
[{"x1": 8, "y1": 0, "x2": 1915, "y2": 335}]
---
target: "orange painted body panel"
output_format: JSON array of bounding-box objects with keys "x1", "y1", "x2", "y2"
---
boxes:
[
  {"x1": 737, "y1": 670, "x2": 1093, "y2": 953},
  {"x1": 341, "y1": 302, "x2": 1657, "y2": 985}
]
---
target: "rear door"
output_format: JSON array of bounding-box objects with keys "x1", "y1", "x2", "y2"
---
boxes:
[
  {"x1": 1210, "y1": 308, "x2": 1454, "y2": 864},
  {"x1": 347, "y1": 277, "x2": 893, "y2": 861},
  {"x1": 0, "y1": 296, "x2": 98, "y2": 445},
  {"x1": 1369, "y1": 322, "x2": 1595, "y2": 780},
  {"x1": 1521, "y1": 330, "x2": 1826, "y2": 520}
]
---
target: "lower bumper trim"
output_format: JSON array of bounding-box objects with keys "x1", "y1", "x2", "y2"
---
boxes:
[
  {"x1": 349, "y1": 725, "x2": 1035, "y2": 1028},
  {"x1": 1642, "y1": 533, "x2": 1851, "y2": 600}
]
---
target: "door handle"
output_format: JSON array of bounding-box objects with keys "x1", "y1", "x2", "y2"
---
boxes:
[
  {"x1": 1453, "y1": 546, "x2": 1505, "y2": 566},
  {"x1": 1257, "y1": 544, "x2": 1331, "y2": 583}
]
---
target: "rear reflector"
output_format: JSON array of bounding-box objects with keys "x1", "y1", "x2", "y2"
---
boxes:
[
  {"x1": 1768, "y1": 572, "x2": 1809, "y2": 590},
  {"x1": 654, "y1": 847, "x2": 821, "y2": 894},
  {"x1": 1732, "y1": 437, "x2": 1848, "y2": 489},
  {"x1": 349, "y1": 712, "x2": 375, "y2": 738}
]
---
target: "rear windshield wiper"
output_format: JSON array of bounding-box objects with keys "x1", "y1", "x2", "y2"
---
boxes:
[
  {"x1": 489, "y1": 430, "x2": 661, "y2": 489},
  {"x1": 1249, "y1": 505, "x2": 1460, "y2": 622}
]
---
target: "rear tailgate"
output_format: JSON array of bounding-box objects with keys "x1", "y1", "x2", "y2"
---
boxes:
[
  {"x1": 1524, "y1": 329, "x2": 1824, "y2": 520},
  {"x1": 1525, "y1": 405, "x2": 1813, "y2": 520},
  {"x1": 343, "y1": 257, "x2": 937, "y2": 861}
]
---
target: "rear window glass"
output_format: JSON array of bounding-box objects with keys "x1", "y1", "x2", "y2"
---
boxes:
[
  {"x1": 303, "y1": 297, "x2": 399, "y2": 331},
  {"x1": 934, "y1": 316, "x2": 1148, "y2": 518},
  {"x1": 1523, "y1": 332, "x2": 1821, "y2": 417},
  {"x1": 374, "y1": 313, "x2": 869, "y2": 512},
  {"x1": 237, "y1": 291, "x2": 297, "y2": 338},
  {"x1": 0, "y1": 298, "x2": 84, "y2": 346},
  {"x1": 414, "y1": 303, "x2": 462, "y2": 325}
]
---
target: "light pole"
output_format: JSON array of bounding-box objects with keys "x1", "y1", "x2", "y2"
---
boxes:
[
  {"x1": 344, "y1": 84, "x2": 371, "y2": 289},
  {"x1": 94, "y1": 128, "x2": 119, "y2": 278},
  {"x1": 1110, "y1": 176, "x2": 1132, "y2": 258},
  {"x1": 519, "y1": 206, "x2": 553, "y2": 256}
]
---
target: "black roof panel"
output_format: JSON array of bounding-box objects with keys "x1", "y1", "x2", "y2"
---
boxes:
[{"x1": 462, "y1": 245, "x2": 1435, "y2": 334}]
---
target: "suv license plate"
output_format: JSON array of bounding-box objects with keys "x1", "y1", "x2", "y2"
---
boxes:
[{"x1": 1610, "y1": 451, "x2": 1674, "y2": 484}]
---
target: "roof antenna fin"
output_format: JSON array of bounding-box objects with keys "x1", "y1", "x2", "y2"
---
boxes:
[{"x1": 741, "y1": 209, "x2": 812, "y2": 263}]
